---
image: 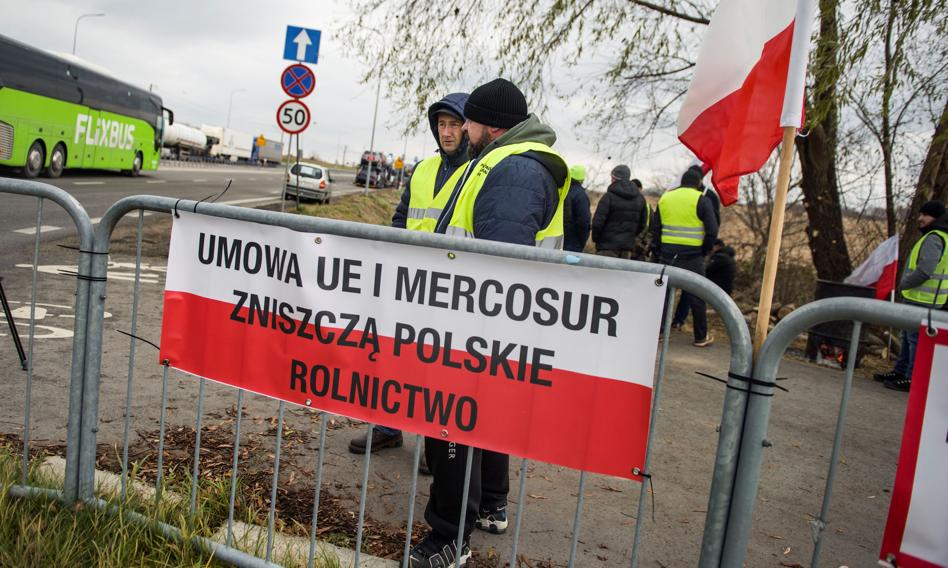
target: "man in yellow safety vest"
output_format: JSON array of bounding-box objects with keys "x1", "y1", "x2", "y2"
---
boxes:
[
  {"x1": 408, "y1": 78, "x2": 570, "y2": 568},
  {"x1": 349, "y1": 93, "x2": 470, "y2": 459},
  {"x1": 874, "y1": 200, "x2": 948, "y2": 391},
  {"x1": 650, "y1": 166, "x2": 719, "y2": 347}
]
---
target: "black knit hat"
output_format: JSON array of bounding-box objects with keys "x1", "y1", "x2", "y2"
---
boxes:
[
  {"x1": 464, "y1": 78, "x2": 529, "y2": 129},
  {"x1": 920, "y1": 200, "x2": 946, "y2": 218},
  {"x1": 611, "y1": 165, "x2": 631, "y2": 181},
  {"x1": 681, "y1": 165, "x2": 704, "y2": 188}
]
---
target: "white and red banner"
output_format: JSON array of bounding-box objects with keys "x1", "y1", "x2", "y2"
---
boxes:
[
  {"x1": 677, "y1": 0, "x2": 817, "y2": 205},
  {"x1": 880, "y1": 324, "x2": 948, "y2": 567},
  {"x1": 844, "y1": 235, "x2": 899, "y2": 300},
  {"x1": 159, "y1": 212, "x2": 665, "y2": 480}
]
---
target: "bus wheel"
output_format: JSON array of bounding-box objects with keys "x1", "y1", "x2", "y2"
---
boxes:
[
  {"x1": 129, "y1": 152, "x2": 142, "y2": 177},
  {"x1": 24, "y1": 140, "x2": 45, "y2": 179},
  {"x1": 45, "y1": 144, "x2": 66, "y2": 178}
]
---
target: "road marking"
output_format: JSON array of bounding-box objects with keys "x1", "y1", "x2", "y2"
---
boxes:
[
  {"x1": 192, "y1": 178, "x2": 208, "y2": 182},
  {"x1": 145, "y1": 180, "x2": 166, "y2": 184},
  {"x1": 90, "y1": 217, "x2": 101, "y2": 224},
  {"x1": 13, "y1": 225, "x2": 61, "y2": 234},
  {"x1": 73, "y1": 181, "x2": 105, "y2": 186},
  {"x1": 248, "y1": 178, "x2": 257, "y2": 181}
]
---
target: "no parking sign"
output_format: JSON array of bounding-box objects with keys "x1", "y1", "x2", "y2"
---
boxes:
[{"x1": 281, "y1": 64, "x2": 315, "y2": 99}]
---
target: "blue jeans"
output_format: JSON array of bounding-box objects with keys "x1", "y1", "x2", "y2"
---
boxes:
[{"x1": 893, "y1": 329, "x2": 919, "y2": 378}]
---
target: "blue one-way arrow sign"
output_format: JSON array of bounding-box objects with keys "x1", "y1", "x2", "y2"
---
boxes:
[{"x1": 283, "y1": 26, "x2": 321, "y2": 64}]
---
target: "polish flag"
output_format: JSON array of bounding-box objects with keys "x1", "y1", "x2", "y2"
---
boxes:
[
  {"x1": 844, "y1": 235, "x2": 900, "y2": 300},
  {"x1": 677, "y1": 0, "x2": 818, "y2": 206}
]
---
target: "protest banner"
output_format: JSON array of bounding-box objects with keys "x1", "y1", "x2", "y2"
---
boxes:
[
  {"x1": 880, "y1": 324, "x2": 948, "y2": 567},
  {"x1": 159, "y1": 212, "x2": 664, "y2": 479}
]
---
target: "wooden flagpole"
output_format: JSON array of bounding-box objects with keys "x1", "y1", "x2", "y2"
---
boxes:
[{"x1": 753, "y1": 126, "x2": 798, "y2": 354}]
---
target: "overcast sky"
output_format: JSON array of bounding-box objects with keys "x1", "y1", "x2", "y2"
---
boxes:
[{"x1": 0, "y1": 0, "x2": 698, "y2": 188}]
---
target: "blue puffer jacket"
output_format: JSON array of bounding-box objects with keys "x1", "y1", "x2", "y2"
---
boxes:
[
  {"x1": 436, "y1": 114, "x2": 567, "y2": 247},
  {"x1": 563, "y1": 179, "x2": 591, "y2": 252},
  {"x1": 391, "y1": 92, "x2": 469, "y2": 228}
]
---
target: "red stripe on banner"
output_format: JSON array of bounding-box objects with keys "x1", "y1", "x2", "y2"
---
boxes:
[
  {"x1": 879, "y1": 326, "x2": 944, "y2": 567},
  {"x1": 159, "y1": 291, "x2": 652, "y2": 480},
  {"x1": 678, "y1": 21, "x2": 796, "y2": 206}
]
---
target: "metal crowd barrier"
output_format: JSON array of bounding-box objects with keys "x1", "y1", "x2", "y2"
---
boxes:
[
  {"x1": 718, "y1": 297, "x2": 948, "y2": 567},
  {"x1": 1, "y1": 177, "x2": 759, "y2": 567},
  {"x1": 84, "y1": 194, "x2": 754, "y2": 567},
  {"x1": 0, "y1": 178, "x2": 95, "y2": 503}
]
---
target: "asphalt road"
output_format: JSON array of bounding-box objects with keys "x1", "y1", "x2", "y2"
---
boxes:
[{"x1": 0, "y1": 165, "x2": 358, "y2": 253}]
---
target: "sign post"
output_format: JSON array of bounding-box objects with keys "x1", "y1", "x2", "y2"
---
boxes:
[{"x1": 278, "y1": 25, "x2": 320, "y2": 213}]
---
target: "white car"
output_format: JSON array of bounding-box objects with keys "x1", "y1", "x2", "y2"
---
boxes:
[{"x1": 286, "y1": 163, "x2": 333, "y2": 203}]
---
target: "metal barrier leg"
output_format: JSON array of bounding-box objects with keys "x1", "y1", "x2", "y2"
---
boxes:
[
  {"x1": 154, "y1": 362, "x2": 171, "y2": 507},
  {"x1": 630, "y1": 285, "x2": 676, "y2": 566},
  {"x1": 226, "y1": 389, "x2": 245, "y2": 547},
  {"x1": 402, "y1": 434, "x2": 424, "y2": 568},
  {"x1": 265, "y1": 401, "x2": 286, "y2": 562},
  {"x1": 307, "y1": 415, "x2": 329, "y2": 568},
  {"x1": 567, "y1": 471, "x2": 587, "y2": 568},
  {"x1": 810, "y1": 322, "x2": 861, "y2": 566},
  {"x1": 456, "y1": 444, "x2": 475, "y2": 560},
  {"x1": 508, "y1": 457, "x2": 530, "y2": 568},
  {"x1": 189, "y1": 378, "x2": 206, "y2": 517},
  {"x1": 21, "y1": 197, "x2": 43, "y2": 485},
  {"x1": 354, "y1": 423, "x2": 375, "y2": 566},
  {"x1": 121, "y1": 211, "x2": 145, "y2": 500}
]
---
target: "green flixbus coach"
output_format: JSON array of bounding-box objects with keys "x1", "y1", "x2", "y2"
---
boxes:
[{"x1": 0, "y1": 33, "x2": 173, "y2": 178}]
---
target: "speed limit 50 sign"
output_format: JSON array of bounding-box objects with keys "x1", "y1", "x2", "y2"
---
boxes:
[{"x1": 276, "y1": 99, "x2": 311, "y2": 134}]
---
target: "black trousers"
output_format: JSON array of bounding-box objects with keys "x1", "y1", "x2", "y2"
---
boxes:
[
  {"x1": 661, "y1": 253, "x2": 708, "y2": 340},
  {"x1": 424, "y1": 438, "x2": 509, "y2": 541}
]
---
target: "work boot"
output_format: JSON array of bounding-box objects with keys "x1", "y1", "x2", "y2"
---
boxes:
[
  {"x1": 348, "y1": 429, "x2": 403, "y2": 454},
  {"x1": 874, "y1": 370, "x2": 903, "y2": 383}
]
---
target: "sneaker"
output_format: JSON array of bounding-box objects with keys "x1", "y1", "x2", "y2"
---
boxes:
[
  {"x1": 348, "y1": 428, "x2": 403, "y2": 454},
  {"x1": 874, "y1": 370, "x2": 903, "y2": 383},
  {"x1": 407, "y1": 533, "x2": 471, "y2": 568},
  {"x1": 670, "y1": 322, "x2": 683, "y2": 331},
  {"x1": 475, "y1": 505, "x2": 508, "y2": 534},
  {"x1": 693, "y1": 334, "x2": 715, "y2": 348},
  {"x1": 884, "y1": 377, "x2": 912, "y2": 392}
]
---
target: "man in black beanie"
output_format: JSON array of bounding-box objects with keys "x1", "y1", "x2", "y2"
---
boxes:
[
  {"x1": 411, "y1": 79, "x2": 569, "y2": 567},
  {"x1": 591, "y1": 165, "x2": 649, "y2": 259},
  {"x1": 650, "y1": 165, "x2": 719, "y2": 347}
]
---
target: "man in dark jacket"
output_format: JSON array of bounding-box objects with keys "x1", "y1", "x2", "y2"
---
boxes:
[
  {"x1": 350, "y1": 93, "x2": 469, "y2": 458},
  {"x1": 562, "y1": 164, "x2": 591, "y2": 252},
  {"x1": 672, "y1": 240, "x2": 736, "y2": 329},
  {"x1": 412, "y1": 79, "x2": 569, "y2": 568},
  {"x1": 874, "y1": 201, "x2": 948, "y2": 391},
  {"x1": 592, "y1": 165, "x2": 649, "y2": 258},
  {"x1": 652, "y1": 166, "x2": 720, "y2": 347}
]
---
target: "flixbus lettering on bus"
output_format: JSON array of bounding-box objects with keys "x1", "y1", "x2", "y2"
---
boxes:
[{"x1": 0, "y1": 33, "x2": 174, "y2": 178}]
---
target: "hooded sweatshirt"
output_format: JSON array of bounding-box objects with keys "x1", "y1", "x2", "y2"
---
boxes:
[
  {"x1": 591, "y1": 179, "x2": 648, "y2": 251},
  {"x1": 391, "y1": 92, "x2": 470, "y2": 229},
  {"x1": 436, "y1": 114, "x2": 568, "y2": 246},
  {"x1": 706, "y1": 245, "x2": 737, "y2": 294},
  {"x1": 901, "y1": 214, "x2": 948, "y2": 306}
]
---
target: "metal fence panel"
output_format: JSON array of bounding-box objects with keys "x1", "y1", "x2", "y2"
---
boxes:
[
  {"x1": 37, "y1": 192, "x2": 754, "y2": 567},
  {"x1": 720, "y1": 297, "x2": 948, "y2": 567}
]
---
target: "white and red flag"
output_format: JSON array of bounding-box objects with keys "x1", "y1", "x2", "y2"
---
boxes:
[
  {"x1": 159, "y1": 212, "x2": 665, "y2": 479},
  {"x1": 677, "y1": 0, "x2": 818, "y2": 205},
  {"x1": 844, "y1": 235, "x2": 900, "y2": 300}
]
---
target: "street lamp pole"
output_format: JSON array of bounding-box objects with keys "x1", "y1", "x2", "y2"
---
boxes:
[
  {"x1": 226, "y1": 89, "x2": 246, "y2": 130},
  {"x1": 363, "y1": 28, "x2": 386, "y2": 196},
  {"x1": 72, "y1": 13, "x2": 105, "y2": 55}
]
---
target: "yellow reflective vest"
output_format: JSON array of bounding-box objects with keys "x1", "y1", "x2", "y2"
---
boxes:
[
  {"x1": 902, "y1": 229, "x2": 948, "y2": 307},
  {"x1": 657, "y1": 187, "x2": 705, "y2": 247},
  {"x1": 444, "y1": 141, "x2": 569, "y2": 248},
  {"x1": 405, "y1": 155, "x2": 468, "y2": 232}
]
